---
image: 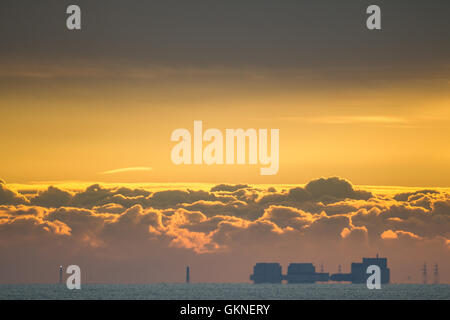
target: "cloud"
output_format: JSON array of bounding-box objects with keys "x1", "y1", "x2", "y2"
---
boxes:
[
  {"x1": 0, "y1": 214, "x2": 71, "y2": 242},
  {"x1": 99, "y1": 167, "x2": 152, "y2": 175},
  {"x1": 263, "y1": 116, "x2": 413, "y2": 128},
  {"x1": 258, "y1": 205, "x2": 316, "y2": 229},
  {"x1": 69, "y1": 184, "x2": 151, "y2": 209},
  {"x1": 305, "y1": 177, "x2": 373, "y2": 201},
  {"x1": 210, "y1": 184, "x2": 249, "y2": 192},
  {"x1": 308, "y1": 116, "x2": 409, "y2": 125},
  {"x1": 0, "y1": 176, "x2": 449, "y2": 283},
  {"x1": 148, "y1": 190, "x2": 220, "y2": 209},
  {"x1": 381, "y1": 229, "x2": 422, "y2": 242},
  {"x1": 394, "y1": 189, "x2": 440, "y2": 202},
  {"x1": 30, "y1": 186, "x2": 73, "y2": 208},
  {"x1": 381, "y1": 229, "x2": 399, "y2": 239},
  {"x1": 0, "y1": 183, "x2": 28, "y2": 205}
]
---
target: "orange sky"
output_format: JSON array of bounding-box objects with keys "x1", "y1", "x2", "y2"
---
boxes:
[
  {"x1": 0, "y1": 62, "x2": 449, "y2": 186},
  {"x1": 1, "y1": 2, "x2": 449, "y2": 187}
]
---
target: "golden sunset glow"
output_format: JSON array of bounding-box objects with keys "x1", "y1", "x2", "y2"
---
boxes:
[
  {"x1": 0, "y1": 1, "x2": 449, "y2": 287},
  {"x1": 1, "y1": 61, "x2": 449, "y2": 186}
]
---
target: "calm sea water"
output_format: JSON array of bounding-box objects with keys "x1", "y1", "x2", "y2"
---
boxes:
[{"x1": 0, "y1": 283, "x2": 449, "y2": 300}]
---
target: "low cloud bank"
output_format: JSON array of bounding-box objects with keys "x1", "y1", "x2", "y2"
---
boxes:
[{"x1": 0, "y1": 177, "x2": 448, "y2": 283}]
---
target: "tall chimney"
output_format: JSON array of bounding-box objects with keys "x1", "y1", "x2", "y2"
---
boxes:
[{"x1": 186, "y1": 266, "x2": 190, "y2": 284}]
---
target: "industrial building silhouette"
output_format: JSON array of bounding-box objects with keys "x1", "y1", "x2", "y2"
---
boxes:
[{"x1": 250, "y1": 256, "x2": 390, "y2": 284}]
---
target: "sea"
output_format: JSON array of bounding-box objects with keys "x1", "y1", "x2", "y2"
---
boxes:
[{"x1": 0, "y1": 283, "x2": 449, "y2": 300}]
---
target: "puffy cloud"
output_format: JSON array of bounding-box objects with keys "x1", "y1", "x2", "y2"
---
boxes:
[
  {"x1": 0, "y1": 176, "x2": 449, "y2": 283},
  {"x1": 147, "y1": 189, "x2": 218, "y2": 208},
  {"x1": 178, "y1": 200, "x2": 256, "y2": 220},
  {"x1": 0, "y1": 205, "x2": 46, "y2": 217},
  {"x1": 0, "y1": 214, "x2": 71, "y2": 242},
  {"x1": 70, "y1": 184, "x2": 116, "y2": 208},
  {"x1": 394, "y1": 189, "x2": 439, "y2": 202},
  {"x1": 114, "y1": 187, "x2": 151, "y2": 198},
  {"x1": 93, "y1": 203, "x2": 126, "y2": 214},
  {"x1": 210, "y1": 184, "x2": 249, "y2": 192},
  {"x1": 381, "y1": 229, "x2": 421, "y2": 240},
  {"x1": 256, "y1": 177, "x2": 372, "y2": 209},
  {"x1": 288, "y1": 187, "x2": 311, "y2": 202},
  {"x1": 258, "y1": 205, "x2": 316, "y2": 229},
  {"x1": 0, "y1": 183, "x2": 28, "y2": 205},
  {"x1": 30, "y1": 186, "x2": 72, "y2": 207},
  {"x1": 340, "y1": 226, "x2": 368, "y2": 242},
  {"x1": 381, "y1": 229, "x2": 397, "y2": 239},
  {"x1": 432, "y1": 200, "x2": 450, "y2": 215},
  {"x1": 305, "y1": 177, "x2": 372, "y2": 201}
]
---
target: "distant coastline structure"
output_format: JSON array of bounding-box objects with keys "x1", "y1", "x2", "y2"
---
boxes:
[
  {"x1": 286, "y1": 263, "x2": 329, "y2": 283},
  {"x1": 433, "y1": 263, "x2": 439, "y2": 285},
  {"x1": 250, "y1": 263, "x2": 283, "y2": 284},
  {"x1": 59, "y1": 265, "x2": 63, "y2": 284},
  {"x1": 250, "y1": 262, "x2": 328, "y2": 284},
  {"x1": 250, "y1": 256, "x2": 390, "y2": 284},
  {"x1": 186, "y1": 266, "x2": 190, "y2": 284},
  {"x1": 422, "y1": 262, "x2": 427, "y2": 284},
  {"x1": 330, "y1": 256, "x2": 390, "y2": 284}
]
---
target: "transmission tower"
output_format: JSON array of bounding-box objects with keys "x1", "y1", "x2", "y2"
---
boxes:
[
  {"x1": 433, "y1": 263, "x2": 439, "y2": 285},
  {"x1": 422, "y1": 262, "x2": 427, "y2": 284}
]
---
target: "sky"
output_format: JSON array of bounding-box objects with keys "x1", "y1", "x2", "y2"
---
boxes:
[
  {"x1": 0, "y1": 0, "x2": 449, "y2": 186},
  {"x1": 0, "y1": 1, "x2": 449, "y2": 285}
]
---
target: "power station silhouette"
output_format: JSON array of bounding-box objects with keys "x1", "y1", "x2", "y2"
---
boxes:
[{"x1": 250, "y1": 255, "x2": 390, "y2": 284}]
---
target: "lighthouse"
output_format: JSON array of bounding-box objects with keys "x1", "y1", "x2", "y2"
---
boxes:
[{"x1": 59, "y1": 265, "x2": 63, "y2": 284}]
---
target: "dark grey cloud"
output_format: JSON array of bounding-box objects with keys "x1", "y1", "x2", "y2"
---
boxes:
[
  {"x1": 257, "y1": 177, "x2": 373, "y2": 211},
  {"x1": 0, "y1": 0, "x2": 448, "y2": 83},
  {"x1": 148, "y1": 189, "x2": 218, "y2": 208},
  {"x1": 0, "y1": 183, "x2": 28, "y2": 205},
  {"x1": 288, "y1": 187, "x2": 311, "y2": 202},
  {"x1": 394, "y1": 189, "x2": 440, "y2": 202},
  {"x1": 210, "y1": 184, "x2": 249, "y2": 193},
  {"x1": 30, "y1": 186, "x2": 72, "y2": 208},
  {"x1": 305, "y1": 177, "x2": 373, "y2": 201}
]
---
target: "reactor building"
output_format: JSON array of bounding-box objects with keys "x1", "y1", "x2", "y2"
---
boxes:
[
  {"x1": 250, "y1": 256, "x2": 390, "y2": 284},
  {"x1": 250, "y1": 262, "x2": 329, "y2": 284},
  {"x1": 249, "y1": 263, "x2": 283, "y2": 284},
  {"x1": 330, "y1": 255, "x2": 390, "y2": 284}
]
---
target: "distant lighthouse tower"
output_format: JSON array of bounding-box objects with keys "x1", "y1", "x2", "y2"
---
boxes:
[
  {"x1": 59, "y1": 265, "x2": 63, "y2": 284},
  {"x1": 186, "y1": 266, "x2": 190, "y2": 284}
]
